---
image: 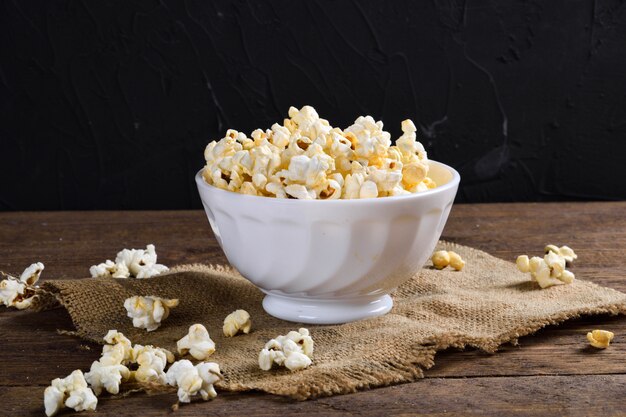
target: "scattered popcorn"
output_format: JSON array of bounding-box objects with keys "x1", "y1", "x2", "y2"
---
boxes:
[
  {"x1": 44, "y1": 370, "x2": 98, "y2": 416},
  {"x1": 0, "y1": 262, "x2": 43, "y2": 309},
  {"x1": 223, "y1": 309, "x2": 252, "y2": 337},
  {"x1": 516, "y1": 245, "x2": 577, "y2": 288},
  {"x1": 90, "y1": 244, "x2": 169, "y2": 279},
  {"x1": 44, "y1": 330, "x2": 193, "y2": 415},
  {"x1": 102, "y1": 330, "x2": 134, "y2": 364},
  {"x1": 202, "y1": 106, "x2": 436, "y2": 199},
  {"x1": 177, "y1": 324, "x2": 216, "y2": 360},
  {"x1": 587, "y1": 329, "x2": 614, "y2": 349},
  {"x1": 195, "y1": 362, "x2": 222, "y2": 401},
  {"x1": 516, "y1": 255, "x2": 530, "y2": 273},
  {"x1": 431, "y1": 251, "x2": 465, "y2": 271},
  {"x1": 259, "y1": 328, "x2": 314, "y2": 371},
  {"x1": 545, "y1": 244, "x2": 578, "y2": 264},
  {"x1": 124, "y1": 296, "x2": 179, "y2": 332},
  {"x1": 448, "y1": 251, "x2": 465, "y2": 271},
  {"x1": 431, "y1": 251, "x2": 450, "y2": 270},
  {"x1": 165, "y1": 360, "x2": 222, "y2": 403},
  {"x1": 84, "y1": 360, "x2": 130, "y2": 396},
  {"x1": 132, "y1": 345, "x2": 172, "y2": 384}
]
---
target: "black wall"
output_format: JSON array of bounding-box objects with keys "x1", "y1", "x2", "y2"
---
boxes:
[{"x1": 2, "y1": 0, "x2": 625, "y2": 210}]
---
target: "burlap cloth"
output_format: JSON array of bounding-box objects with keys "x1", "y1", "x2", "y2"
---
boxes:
[{"x1": 34, "y1": 242, "x2": 626, "y2": 400}]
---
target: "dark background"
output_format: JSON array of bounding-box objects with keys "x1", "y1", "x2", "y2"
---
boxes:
[{"x1": 2, "y1": 0, "x2": 626, "y2": 210}]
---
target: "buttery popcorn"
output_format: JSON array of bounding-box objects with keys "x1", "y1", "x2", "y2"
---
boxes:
[
  {"x1": 223, "y1": 309, "x2": 252, "y2": 337},
  {"x1": 44, "y1": 370, "x2": 98, "y2": 416},
  {"x1": 202, "y1": 105, "x2": 436, "y2": 199},
  {"x1": 587, "y1": 329, "x2": 614, "y2": 349},
  {"x1": 165, "y1": 360, "x2": 222, "y2": 403},
  {"x1": 124, "y1": 295, "x2": 179, "y2": 332},
  {"x1": 516, "y1": 245, "x2": 577, "y2": 288},
  {"x1": 431, "y1": 250, "x2": 465, "y2": 271},
  {"x1": 259, "y1": 328, "x2": 314, "y2": 371},
  {"x1": 177, "y1": 324, "x2": 216, "y2": 360},
  {"x1": 0, "y1": 262, "x2": 43, "y2": 309},
  {"x1": 90, "y1": 244, "x2": 169, "y2": 279}
]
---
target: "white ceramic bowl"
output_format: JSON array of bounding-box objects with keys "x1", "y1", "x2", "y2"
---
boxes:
[{"x1": 196, "y1": 160, "x2": 460, "y2": 324}]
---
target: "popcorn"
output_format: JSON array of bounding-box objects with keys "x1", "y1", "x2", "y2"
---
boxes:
[
  {"x1": 223, "y1": 309, "x2": 252, "y2": 337},
  {"x1": 587, "y1": 330, "x2": 614, "y2": 349},
  {"x1": 84, "y1": 360, "x2": 130, "y2": 395},
  {"x1": 545, "y1": 244, "x2": 578, "y2": 264},
  {"x1": 359, "y1": 180, "x2": 379, "y2": 199},
  {"x1": 90, "y1": 244, "x2": 168, "y2": 279},
  {"x1": 431, "y1": 251, "x2": 465, "y2": 271},
  {"x1": 431, "y1": 251, "x2": 450, "y2": 270},
  {"x1": 285, "y1": 184, "x2": 315, "y2": 200},
  {"x1": 132, "y1": 345, "x2": 171, "y2": 384},
  {"x1": 259, "y1": 328, "x2": 314, "y2": 371},
  {"x1": 44, "y1": 330, "x2": 188, "y2": 415},
  {"x1": 44, "y1": 370, "x2": 98, "y2": 416},
  {"x1": 165, "y1": 360, "x2": 222, "y2": 403},
  {"x1": 516, "y1": 245, "x2": 577, "y2": 288},
  {"x1": 448, "y1": 251, "x2": 466, "y2": 271},
  {"x1": 102, "y1": 330, "x2": 134, "y2": 364},
  {"x1": 124, "y1": 296, "x2": 179, "y2": 332},
  {"x1": 0, "y1": 262, "x2": 43, "y2": 309},
  {"x1": 202, "y1": 106, "x2": 436, "y2": 199},
  {"x1": 177, "y1": 324, "x2": 216, "y2": 360},
  {"x1": 195, "y1": 362, "x2": 222, "y2": 400}
]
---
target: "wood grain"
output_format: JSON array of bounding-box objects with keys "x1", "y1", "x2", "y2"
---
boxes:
[{"x1": 1, "y1": 203, "x2": 625, "y2": 416}]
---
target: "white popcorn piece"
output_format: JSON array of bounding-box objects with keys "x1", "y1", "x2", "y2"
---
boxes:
[
  {"x1": 165, "y1": 360, "x2": 222, "y2": 403},
  {"x1": 223, "y1": 309, "x2": 252, "y2": 337},
  {"x1": 545, "y1": 244, "x2": 578, "y2": 264},
  {"x1": 124, "y1": 295, "x2": 179, "y2": 332},
  {"x1": 132, "y1": 345, "x2": 171, "y2": 384},
  {"x1": 84, "y1": 360, "x2": 130, "y2": 395},
  {"x1": 517, "y1": 245, "x2": 577, "y2": 288},
  {"x1": 90, "y1": 244, "x2": 168, "y2": 279},
  {"x1": 259, "y1": 328, "x2": 313, "y2": 371},
  {"x1": 102, "y1": 330, "x2": 134, "y2": 364},
  {"x1": 44, "y1": 370, "x2": 98, "y2": 416},
  {"x1": 359, "y1": 180, "x2": 379, "y2": 199},
  {"x1": 516, "y1": 255, "x2": 530, "y2": 273},
  {"x1": 396, "y1": 119, "x2": 427, "y2": 161},
  {"x1": 202, "y1": 106, "x2": 435, "y2": 199},
  {"x1": 89, "y1": 260, "x2": 130, "y2": 279},
  {"x1": 0, "y1": 262, "x2": 44, "y2": 309},
  {"x1": 195, "y1": 362, "x2": 222, "y2": 400},
  {"x1": 285, "y1": 184, "x2": 315, "y2": 200},
  {"x1": 284, "y1": 351, "x2": 312, "y2": 371},
  {"x1": 0, "y1": 278, "x2": 25, "y2": 307},
  {"x1": 177, "y1": 324, "x2": 216, "y2": 360},
  {"x1": 19, "y1": 262, "x2": 44, "y2": 285}
]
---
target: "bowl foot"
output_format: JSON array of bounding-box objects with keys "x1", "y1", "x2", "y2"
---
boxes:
[{"x1": 262, "y1": 293, "x2": 393, "y2": 324}]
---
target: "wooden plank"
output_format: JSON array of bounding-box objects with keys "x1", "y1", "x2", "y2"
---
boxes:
[
  {"x1": 2, "y1": 374, "x2": 625, "y2": 417},
  {"x1": 1, "y1": 203, "x2": 625, "y2": 415}
]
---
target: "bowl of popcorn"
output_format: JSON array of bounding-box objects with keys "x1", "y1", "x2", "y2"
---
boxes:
[{"x1": 196, "y1": 106, "x2": 460, "y2": 324}]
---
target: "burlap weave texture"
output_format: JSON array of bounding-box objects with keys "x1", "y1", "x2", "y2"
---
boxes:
[{"x1": 35, "y1": 242, "x2": 626, "y2": 400}]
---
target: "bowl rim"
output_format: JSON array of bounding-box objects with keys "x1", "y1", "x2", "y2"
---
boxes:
[{"x1": 195, "y1": 159, "x2": 460, "y2": 205}]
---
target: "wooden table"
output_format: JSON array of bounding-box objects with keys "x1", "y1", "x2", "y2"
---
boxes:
[{"x1": 1, "y1": 203, "x2": 625, "y2": 416}]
